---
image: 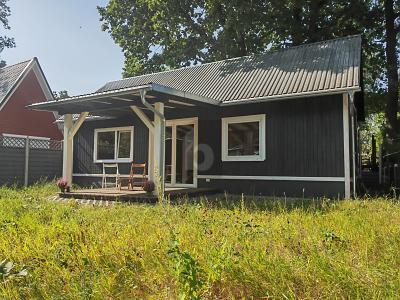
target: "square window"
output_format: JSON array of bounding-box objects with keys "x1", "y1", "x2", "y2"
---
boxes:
[{"x1": 222, "y1": 114, "x2": 265, "y2": 161}]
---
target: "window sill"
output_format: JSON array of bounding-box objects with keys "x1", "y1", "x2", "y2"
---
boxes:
[
  {"x1": 94, "y1": 159, "x2": 132, "y2": 163},
  {"x1": 222, "y1": 155, "x2": 265, "y2": 162}
]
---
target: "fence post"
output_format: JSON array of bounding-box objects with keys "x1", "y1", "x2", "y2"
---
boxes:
[{"x1": 24, "y1": 136, "x2": 30, "y2": 187}]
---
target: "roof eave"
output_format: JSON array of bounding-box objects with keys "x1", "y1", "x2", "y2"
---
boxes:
[{"x1": 27, "y1": 83, "x2": 220, "y2": 112}]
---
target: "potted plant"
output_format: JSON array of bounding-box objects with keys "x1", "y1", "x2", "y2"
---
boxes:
[
  {"x1": 57, "y1": 178, "x2": 68, "y2": 193},
  {"x1": 142, "y1": 180, "x2": 155, "y2": 195}
]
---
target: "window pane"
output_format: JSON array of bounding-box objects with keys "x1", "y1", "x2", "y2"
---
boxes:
[
  {"x1": 97, "y1": 132, "x2": 115, "y2": 160},
  {"x1": 165, "y1": 126, "x2": 173, "y2": 183},
  {"x1": 117, "y1": 131, "x2": 131, "y2": 159},
  {"x1": 176, "y1": 124, "x2": 194, "y2": 184},
  {"x1": 228, "y1": 121, "x2": 259, "y2": 156}
]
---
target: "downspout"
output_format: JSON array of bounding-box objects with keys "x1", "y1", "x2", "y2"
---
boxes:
[
  {"x1": 140, "y1": 89, "x2": 166, "y2": 195},
  {"x1": 348, "y1": 91, "x2": 357, "y2": 198}
]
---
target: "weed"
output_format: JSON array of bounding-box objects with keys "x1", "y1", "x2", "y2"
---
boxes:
[{"x1": 168, "y1": 232, "x2": 204, "y2": 299}]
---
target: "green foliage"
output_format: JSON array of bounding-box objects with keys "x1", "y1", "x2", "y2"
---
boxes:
[
  {"x1": 360, "y1": 112, "x2": 386, "y2": 161},
  {"x1": 53, "y1": 90, "x2": 70, "y2": 100},
  {"x1": 0, "y1": 260, "x2": 27, "y2": 282},
  {"x1": 97, "y1": 1, "x2": 387, "y2": 90},
  {"x1": 0, "y1": 184, "x2": 399, "y2": 298},
  {"x1": 0, "y1": 0, "x2": 15, "y2": 67},
  {"x1": 168, "y1": 232, "x2": 204, "y2": 299}
]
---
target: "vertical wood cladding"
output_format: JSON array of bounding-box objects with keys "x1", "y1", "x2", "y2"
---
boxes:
[{"x1": 73, "y1": 94, "x2": 345, "y2": 190}]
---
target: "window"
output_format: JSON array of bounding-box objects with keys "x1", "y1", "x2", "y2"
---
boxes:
[
  {"x1": 94, "y1": 126, "x2": 133, "y2": 162},
  {"x1": 221, "y1": 114, "x2": 266, "y2": 161}
]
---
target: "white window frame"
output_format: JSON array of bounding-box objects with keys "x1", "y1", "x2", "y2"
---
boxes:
[
  {"x1": 221, "y1": 114, "x2": 266, "y2": 162},
  {"x1": 94, "y1": 126, "x2": 134, "y2": 163}
]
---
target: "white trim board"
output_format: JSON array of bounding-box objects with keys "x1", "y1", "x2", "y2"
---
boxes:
[
  {"x1": 342, "y1": 94, "x2": 351, "y2": 198},
  {"x1": 73, "y1": 173, "x2": 345, "y2": 182},
  {"x1": 197, "y1": 175, "x2": 345, "y2": 182},
  {"x1": 73, "y1": 173, "x2": 147, "y2": 178}
]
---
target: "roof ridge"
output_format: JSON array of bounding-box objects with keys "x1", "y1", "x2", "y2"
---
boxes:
[
  {"x1": 0, "y1": 58, "x2": 35, "y2": 70},
  {"x1": 102, "y1": 34, "x2": 362, "y2": 87}
]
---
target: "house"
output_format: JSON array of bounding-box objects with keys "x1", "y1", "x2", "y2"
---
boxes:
[
  {"x1": 29, "y1": 35, "x2": 364, "y2": 198},
  {"x1": 0, "y1": 58, "x2": 62, "y2": 141}
]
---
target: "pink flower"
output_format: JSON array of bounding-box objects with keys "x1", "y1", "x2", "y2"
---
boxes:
[{"x1": 56, "y1": 178, "x2": 68, "y2": 189}]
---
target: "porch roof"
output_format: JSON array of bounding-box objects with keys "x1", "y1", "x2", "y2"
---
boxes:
[{"x1": 28, "y1": 83, "x2": 219, "y2": 115}]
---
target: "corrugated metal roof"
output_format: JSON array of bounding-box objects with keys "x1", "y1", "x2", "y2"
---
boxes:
[
  {"x1": 97, "y1": 35, "x2": 361, "y2": 103},
  {"x1": 0, "y1": 59, "x2": 32, "y2": 106}
]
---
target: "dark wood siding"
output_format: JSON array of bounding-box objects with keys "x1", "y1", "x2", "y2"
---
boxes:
[
  {"x1": 73, "y1": 115, "x2": 149, "y2": 175},
  {"x1": 72, "y1": 94, "x2": 345, "y2": 196},
  {"x1": 198, "y1": 179, "x2": 344, "y2": 198},
  {"x1": 218, "y1": 94, "x2": 344, "y2": 177}
]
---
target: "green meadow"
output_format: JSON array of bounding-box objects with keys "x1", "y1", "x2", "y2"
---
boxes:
[{"x1": 0, "y1": 184, "x2": 398, "y2": 299}]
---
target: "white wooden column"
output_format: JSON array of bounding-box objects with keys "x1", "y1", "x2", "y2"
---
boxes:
[
  {"x1": 63, "y1": 114, "x2": 73, "y2": 185},
  {"x1": 154, "y1": 102, "x2": 165, "y2": 192},
  {"x1": 342, "y1": 94, "x2": 351, "y2": 198},
  {"x1": 62, "y1": 112, "x2": 89, "y2": 187}
]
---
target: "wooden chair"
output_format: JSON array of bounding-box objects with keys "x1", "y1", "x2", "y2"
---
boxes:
[
  {"x1": 127, "y1": 163, "x2": 147, "y2": 190},
  {"x1": 101, "y1": 163, "x2": 120, "y2": 189}
]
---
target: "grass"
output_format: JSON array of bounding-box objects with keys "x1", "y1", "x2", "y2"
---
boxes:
[{"x1": 0, "y1": 184, "x2": 399, "y2": 299}]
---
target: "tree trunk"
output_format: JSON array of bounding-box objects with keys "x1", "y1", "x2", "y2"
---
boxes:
[
  {"x1": 384, "y1": 0, "x2": 399, "y2": 139},
  {"x1": 308, "y1": 0, "x2": 326, "y2": 42}
]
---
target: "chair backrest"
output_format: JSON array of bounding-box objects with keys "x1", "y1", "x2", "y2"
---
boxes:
[
  {"x1": 130, "y1": 163, "x2": 146, "y2": 176},
  {"x1": 103, "y1": 163, "x2": 119, "y2": 175}
]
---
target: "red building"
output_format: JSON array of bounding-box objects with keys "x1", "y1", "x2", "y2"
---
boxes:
[{"x1": 0, "y1": 58, "x2": 62, "y2": 140}]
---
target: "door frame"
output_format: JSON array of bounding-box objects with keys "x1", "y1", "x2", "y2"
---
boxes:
[{"x1": 165, "y1": 117, "x2": 198, "y2": 188}]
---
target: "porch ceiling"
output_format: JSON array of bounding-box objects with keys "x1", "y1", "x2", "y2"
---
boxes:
[{"x1": 27, "y1": 83, "x2": 219, "y2": 115}]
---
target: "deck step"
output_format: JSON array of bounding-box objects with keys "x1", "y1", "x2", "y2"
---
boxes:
[{"x1": 58, "y1": 188, "x2": 219, "y2": 203}]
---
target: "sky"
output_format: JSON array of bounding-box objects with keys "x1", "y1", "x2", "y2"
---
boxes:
[{"x1": 1, "y1": 0, "x2": 124, "y2": 96}]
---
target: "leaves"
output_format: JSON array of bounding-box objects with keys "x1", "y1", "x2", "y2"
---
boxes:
[
  {"x1": 0, "y1": 0, "x2": 15, "y2": 66},
  {"x1": 0, "y1": 260, "x2": 28, "y2": 282}
]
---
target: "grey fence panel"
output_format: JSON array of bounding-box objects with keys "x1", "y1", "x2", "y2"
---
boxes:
[
  {"x1": 0, "y1": 146, "x2": 25, "y2": 186},
  {"x1": 28, "y1": 149, "x2": 63, "y2": 184},
  {"x1": 0, "y1": 135, "x2": 63, "y2": 187}
]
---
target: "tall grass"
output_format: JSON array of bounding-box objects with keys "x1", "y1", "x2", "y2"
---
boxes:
[{"x1": 0, "y1": 184, "x2": 399, "y2": 299}]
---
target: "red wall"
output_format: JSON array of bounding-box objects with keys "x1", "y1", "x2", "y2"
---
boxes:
[{"x1": 0, "y1": 70, "x2": 63, "y2": 140}]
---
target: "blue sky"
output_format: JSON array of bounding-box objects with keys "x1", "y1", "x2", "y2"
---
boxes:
[{"x1": 1, "y1": 0, "x2": 124, "y2": 95}]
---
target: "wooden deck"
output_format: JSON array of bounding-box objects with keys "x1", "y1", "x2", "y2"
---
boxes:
[{"x1": 59, "y1": 187, "x2": 219, "y2": 203}]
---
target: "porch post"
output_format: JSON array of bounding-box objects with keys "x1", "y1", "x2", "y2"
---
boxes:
[
  {"x1": 342, "y1": 94, "x2": 351, "y2": 198},
  {"x1": 62, "y1": 112, "x2": 89, "y2": 188},
  {"x1": 154, "y1": 102, "x2": 165, "y2": 194},
  {"x1": 63, "y1": 114, "x2": 73, "y2": 185}
]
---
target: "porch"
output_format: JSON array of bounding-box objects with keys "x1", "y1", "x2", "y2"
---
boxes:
[
  {"x1": 59, "y1": 187, "x2": 218, "y2": 203},
  {"x1": 28, "y1": 83, "x2": 220, "y2": 198}
]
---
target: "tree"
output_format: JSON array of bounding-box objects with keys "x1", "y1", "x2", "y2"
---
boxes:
[
  {"x1": 98, "y1": 1, "x2": 398, "y2": 138},
  {"x1": 382, "y1": 0, "x2": 399, "y2": 139},
  {"x1": 0, "y1": 0, "x2": 15, "y2": 67},
  {"x1": 53, "y1": 90, "x2": 70, "y2": 100},
  {"x1": 98, "y1": 0, "x2": 272, "y2": 77}
]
